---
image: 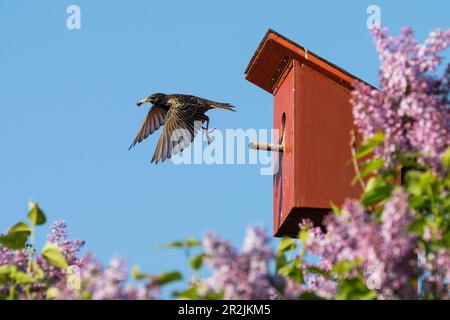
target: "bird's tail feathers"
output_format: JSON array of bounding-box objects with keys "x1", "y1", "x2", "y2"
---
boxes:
[{"x1": 213, "y1": 103, "x2": 236, "y2": 112}]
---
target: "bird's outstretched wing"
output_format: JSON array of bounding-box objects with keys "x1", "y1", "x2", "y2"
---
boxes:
[
  {"x1": 129, "y1": 106, "x2": 167, "y2": 150},
  {"x1": 151, "y1": 104, "x2": 203, "y2": 164}
]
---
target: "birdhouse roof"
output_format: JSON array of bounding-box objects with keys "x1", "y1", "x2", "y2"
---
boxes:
[{"x1": 245, "y1": 29, "x2": 373, "y2": 94}]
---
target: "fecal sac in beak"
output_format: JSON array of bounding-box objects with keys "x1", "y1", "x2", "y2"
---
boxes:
[{"x1": 136, "y1": 98, "x2": 148, "y2": 106}]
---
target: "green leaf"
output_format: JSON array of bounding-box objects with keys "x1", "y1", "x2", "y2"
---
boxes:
[
  {"x1": 299, "y1": 292, "x2": 325, "y2": 300},
  {"x1": 352, "y1": 158, "x2": 385, "y2": 185},
  {"x1": 441, "y1": 147, "x2": 450, "y2": 168},
  {"x1": 161, "y1": 241, "x2": 184, "y2": 249},
  {"x1": 419, "y1": 170, "x2": 436, "y2": 188},
  {"x1": 0, "y1": 265, "x2": 33, "y2": 287},
  {"x1": 337, "y1": 277, "x2": 377, "y2": 300},
  {"x1": 28, "y1": 202, "x2": 46, "y2": 226},
  {"x1": 332, "y1": 260, "x2": 360, "y2": 276},
  {"x1": 398, "y1": 152, "x2": 421, "y2": 168},
  {"x1": 361, "y1": 176, "x2": 393, "y2": 206},
  {"x1": 0, "y1": 265, "x2": 17, "y2": 284},
  {"x1": 408, "y1": 194, "x2": 426, "y2": 208},
  {"x1": 330, "y1": 202, "x2": 342, "y2": 215},
  {"x1": 80, "y1": 292, "x2": 92, "y2": 300},
  {"x1": 203, "y1": 291, "x2": 226, "y2": 300},
  {"x1": 161, "y1": 237, "x2": 201, "y2": 249},
  {"x1": 275, "y1": 253, "x2": 288, "y2": 272},
  {"x1": 41, "y1": 243, "x2": 68, "y2": 269},
  {"x1": 32, "y1": 262, "x2": 45, "y2": 280},
  {"x1": 277, "y1": 263, "x2": 293, "y2": 278},
  {"x1": 298, "y1": 230, "x2": 309, "y2": 243},
  {"x1": 186, "y1": 237, "x2": 201, "y2": 248},
  {"x1": 150, "y1": 271, "x2": 182, "y2": 286},
  {"x1": 405, "y1": 170, "x2": 423, "y2": 196},
  {"x1": 189, "y1": 254, "x2": 206, "y2": 270},
  {"x1": 356, "y1": 132, "x2": 384, "y2": 159},
  {"x1": 410, "y1": 213, "x2": 438, "y2": 235},
  {"x1": 278, "y1": 259, "x2": 303, "y2": 283},
  {"x1": 0, "y1": 232, "x2": 29, "y2": 249},
  {"x1": 13, "y1": 271, "x2": 34, "y2": 285},
  {"x1": 278, "y1": 238, "x2": 297, "y2": 253},
  {"x1": 408, "y1": 217, "x2": 427, "y2": 236},
  {"x1": 305, "y1": 265, "x2": 331, "y2": 279},
  {"x1": 8, "y1": 222, "x2": 31, "y2": 235},
  {"x1": 0, "y1": 221, "x2": 32, "y2": 250},
  {"x1": 132, "y1": 267, "x2": 184, "y2": 285},
  {"x1": 173, "y1": 287, "x2": 199, "y2": 300},
  {"x1": 441, "y1": 231, "x2": 450, "y2": 248},
  {"x1": 131, "y1": 266, "x2": 148, "y2": 280},
  {"x1": 46, "y1": 287, "x2": 62, "y2": 300}
]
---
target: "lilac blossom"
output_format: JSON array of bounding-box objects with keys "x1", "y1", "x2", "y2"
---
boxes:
[
  {"x1": 352, "y1": 27, "x2": 450, "y2": 171},
  {"x1": 54, "y1": 253, "x2": 159, "y2": 300},
  {"x1": 421, "y1": 249, "x2": 450, "y2": 299},
  {"x1": 200, "y1": 226, "x2": 301, "y2": 300},
  {"x1": 0, "y1": 221, "x2": 159, "y2": 300},
  {"x1": 303, "y1": 189, "x2": 418, "y2": 299},
  {"x1": 47, "y1": 220, "x2": 85, "y2": 266}
]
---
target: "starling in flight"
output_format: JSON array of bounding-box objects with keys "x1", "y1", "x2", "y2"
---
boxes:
[{"x1": 129, "y1": 93, "x2": 235, "y2": 164}]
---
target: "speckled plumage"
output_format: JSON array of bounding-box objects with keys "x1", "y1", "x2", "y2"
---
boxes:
[{"x1": 130, "y1": 93, "x2": 235, "y2": 163}]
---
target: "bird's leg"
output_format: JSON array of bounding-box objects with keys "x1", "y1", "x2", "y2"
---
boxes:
[{"x1": 202, "y1": 116, "x2": 215, "y2": 145}]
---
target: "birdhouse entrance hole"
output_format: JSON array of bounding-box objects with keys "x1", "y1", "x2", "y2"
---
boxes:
[{"x1": 280, "y1": 112, "x2": 286, "y2": 146}]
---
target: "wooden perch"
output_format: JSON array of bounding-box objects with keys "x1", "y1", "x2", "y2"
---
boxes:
[{"x1": 248, "y1": 141, "x2": 284, "y2": 152}]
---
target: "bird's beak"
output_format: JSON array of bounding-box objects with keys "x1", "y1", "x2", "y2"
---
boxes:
[{"x1": 136, "y1": 98, "x2": 150, "y2": 107}]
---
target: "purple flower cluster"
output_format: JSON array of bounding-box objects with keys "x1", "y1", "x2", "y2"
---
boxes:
[
  {"x1": 0, "y1": 221, "x2": 159, "y2": 300},
  {"x1": 47, "y1": 220, "x2": 84, "y2": 266},
  {"x1": 352, "y1": 27, "x2": 450, "y2": 170},
  {"x1": 421, "y1": 249, "x2": 450, "y2": 299},
  {"x1": 304, "y1": 189, "x2": 418, "y2": 299},
  {"x1": 200, "y1": 226, "x2": 301, "y2": 300},
  {"x1": 55, "y1": 253, "x2": 159, "y2": 300},
  {"x1": 0, "y1": 246, "x2": 28, "y2": 268}
]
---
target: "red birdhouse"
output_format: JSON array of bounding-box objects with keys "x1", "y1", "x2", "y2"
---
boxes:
[{"x1": 245, "y1": 30, "x2": 369, "y2": 237}]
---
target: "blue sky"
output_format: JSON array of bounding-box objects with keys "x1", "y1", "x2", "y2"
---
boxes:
[{"x1": 1, "y1": 0, "x2": 449, "y2": 282}]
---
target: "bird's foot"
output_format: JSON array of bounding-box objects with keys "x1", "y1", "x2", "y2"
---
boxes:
[{"x1": 205, "y1": 128, "x2": 216, "y2": 145}]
